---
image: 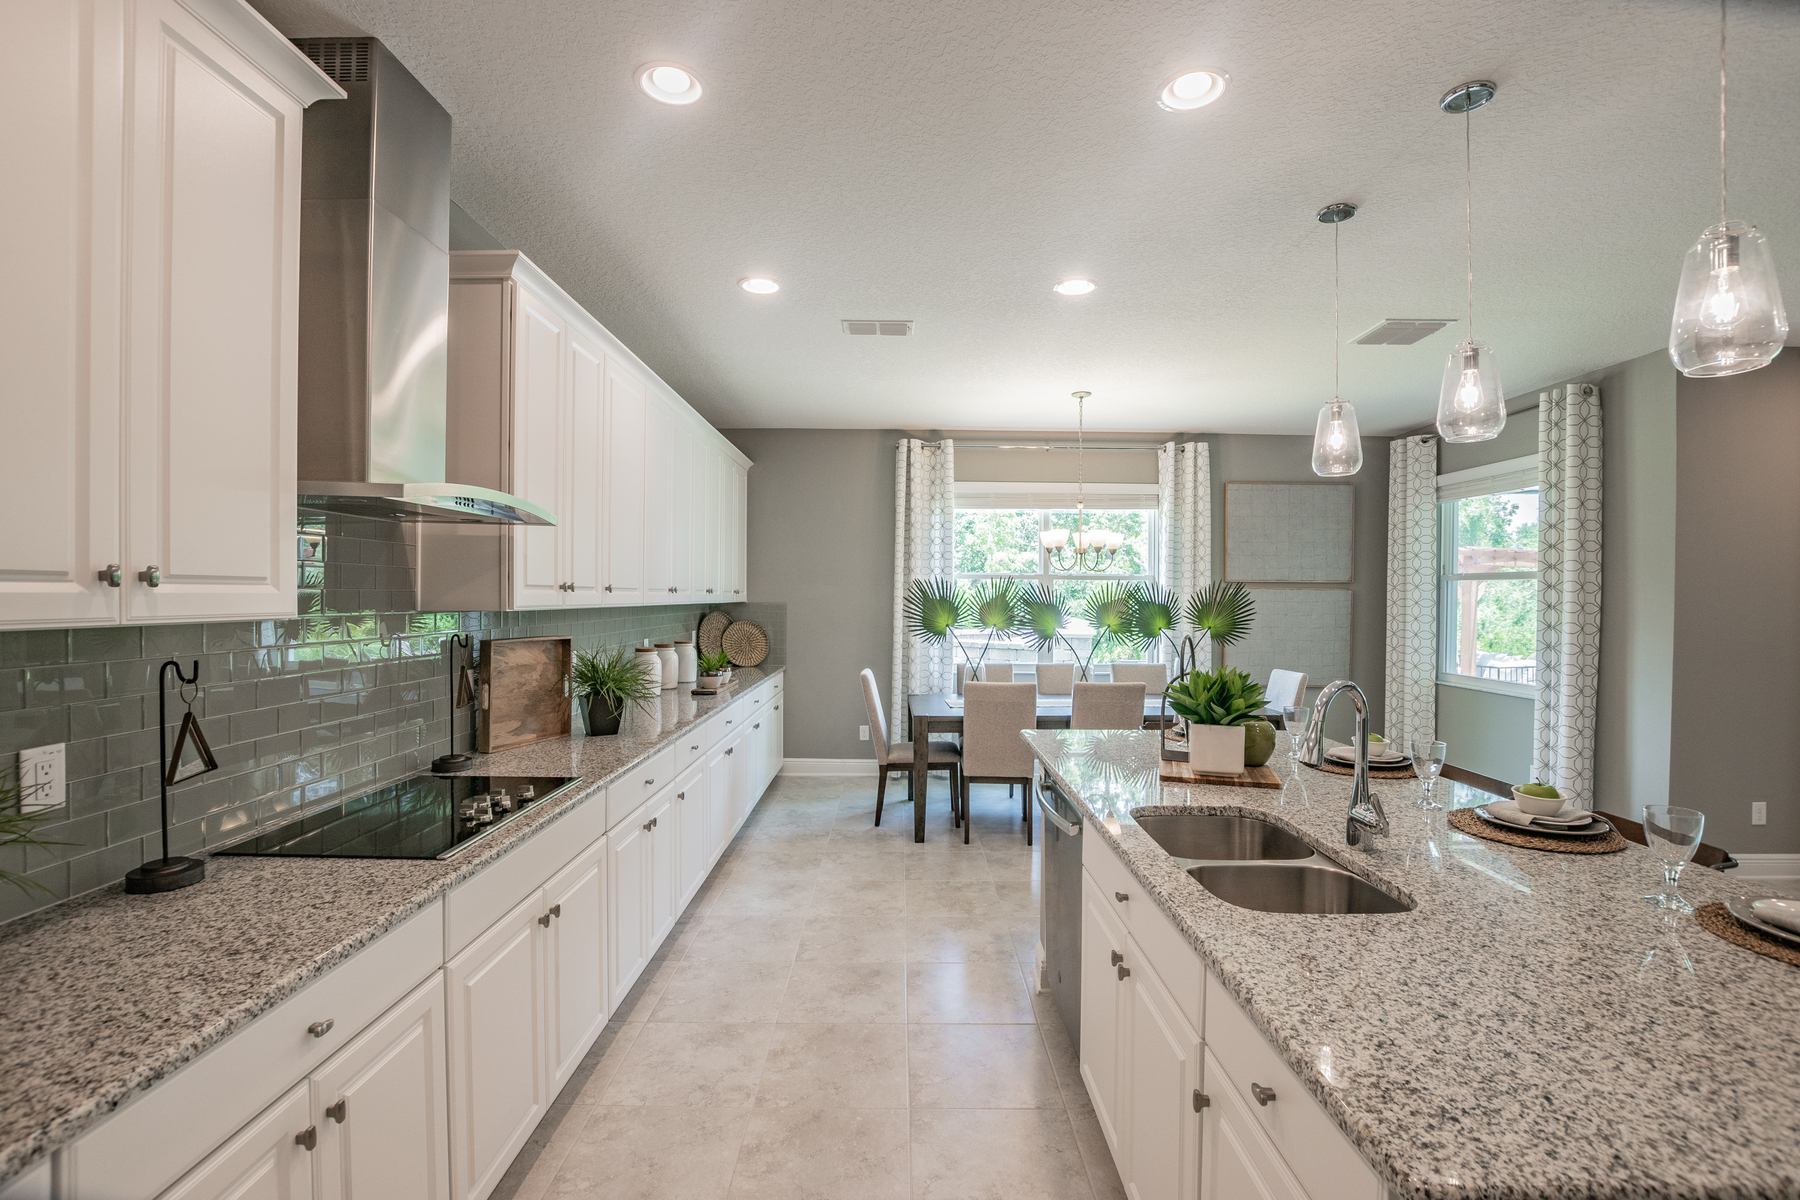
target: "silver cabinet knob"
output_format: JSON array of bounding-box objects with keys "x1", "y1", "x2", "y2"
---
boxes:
[
  {"x1": 97, "y1": 564, "x2": 122, "y2": 587},
  {"x1": 1250, "y1": 1083, "x2": 1276, "y2": 1106},
  {"x1": 549, "y1": 903, "x2": 562, "y2": 918},
  {"x1": 725, "y1": 747, "x2": 733, "y2": 756},
  {"x1": 1114, "y1": 892, "x2": 1128, "y2": 903},
  {"x1": 295, "y1": 1126, "x2": 317, "y2": 1150},
  {"x1": 706, "y1": 588, "x2": 714, "y2": 594},
  {"x1": 1109, "y1": 951, "x2": 1123, "y2": 967},
  {"x1": 1193, "y1": 1090, "x2": 1211, "y2": 1112},
  {"x1": 538, "y1": 912, "x2": 552, "y2": 927},
  {"x1": 605, "y1": 584, "x2": 614, "y2": 592},
  {"x1": 1117, "y1": 964, "x2": 1131, "y2": 981},
  {"x1": 308, "y1": 1019, "x2": 334, "y2": 1038},
  {"x1": 325, "y1": 1099, "x2": 347, "y2": 1123},
  {"x1": 138, "y1": 566, "x2": 161, "y2": 587},
  {"x1": 644, "y1": 778, "x2": 655, "y2": 786},
  {"x1": 753, "y1": 723, "x2": 760, "y2": 730}
]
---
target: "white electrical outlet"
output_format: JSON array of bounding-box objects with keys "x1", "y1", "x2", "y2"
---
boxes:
[
  {"x1": 1752, "y1": 801, "x2": 1768, "y2": 826},
  {"x1": 19, "y1": 743, "x2": 65, "y2": 813},
  {"x1": 859, "y1": 725, "x2": 869, "y2": 741}
]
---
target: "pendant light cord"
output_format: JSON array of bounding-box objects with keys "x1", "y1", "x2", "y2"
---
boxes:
[
  {"x1": 1333, "y1": 220, "x2": 1341, "y2": 398},
  {"x1": 1076, "y1": 393, "x2": 1085, "y2": 544},
  {"x1": 1465, "y1": 90, "x2": 1474, "y2": 342},
  {"x1": 1720, "y1": 0, "x2": 1729, "y2": 225}
]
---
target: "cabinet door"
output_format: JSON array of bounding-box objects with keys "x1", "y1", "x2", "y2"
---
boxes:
[
  {"x1": 674, "y1": 767, "x2": 708, "y2": 908},
  {"x1": 509, "y1": 289, "x2": 567, "y2": 610},
  {"x1": 731, "y1": 459, "x2": 748, "y2": 600},
  {"x1": 704, "y1": 744, "x2": 732, "y2": 865},
  {"x1": 564, "y1": 330, "x2": 605, "y2": 605},
  {"x1": 697, "y1": 441, "x2": 719, "y2": 600},
  {"x1": 122, "y1": 0, "x2": 301, "y2": 623},
  {"x1": 1124, "y1": 957, "x2": 1201, "y2": 1200},
  {"x1": 0, "y1": 1, "x2": 119, "y2": 629},
  {"x1": 1080, "y1": 873, "x2": 1130, "y2": 1155},
  {"x1": 644, "y1": 396, "x2": 677, "y2": 599},
  {"x1": 544, "y1": 837, "x2": 607, "y2": 1093},
  {"x1": 603, "y1": 357, "x2": 646, "y2": 604},
  {"x1": 727, "y1": 731, "x2": 752, "y2": 836},
  {"x1": 313, "y1": 972, "x2": 451, "y2": 1200},
  {"x1": 445, "y1": 890, "x2": 546, "y2": 1200},
  {"x1": 712, "y1": 451, "x2": 735, "y2": 602},
  {"x1": 671, "y1": 419, "x2": 695, "y2": 600},
  {"x1": 608, "y1": 812, "x2": 651, "y2": 1010},
  {"x1": 160, "y1": 1081, "x2": 313, "y2": 1200},
  {"x1": 1199, "y1": 1049, "x2": 1306, "y2": 1200}
]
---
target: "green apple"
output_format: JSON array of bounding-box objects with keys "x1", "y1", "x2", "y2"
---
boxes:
[
  {"x1": 1516, "y1": 781, "x2": 1561, "y2": 799},
  {"x1": 1369, "y1": 734, "x2": 1385, "y2": 743}
]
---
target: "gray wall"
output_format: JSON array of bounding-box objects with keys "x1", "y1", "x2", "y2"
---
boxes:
[{"x1": 1672, "y1": 352, "x2": 1800, "y2": 856}]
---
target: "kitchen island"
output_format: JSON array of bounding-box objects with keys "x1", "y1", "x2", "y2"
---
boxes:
[{"x1": 1026, "y1": 727, "x2": 1800, "y2": 1200}]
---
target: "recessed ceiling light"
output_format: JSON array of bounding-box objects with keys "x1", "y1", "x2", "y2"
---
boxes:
[
  {"x1": 1158, "y1": 69, "x2": 1228, "y2": 111},
  {"x1": 1053, "y1": 279, "x2": 1097, "y2": 296},
  {"x1": 637, "y1": 62, "x2": 703, "y2": 105},
  {"x1": 740, "y1": 278, "x2": 779, "y2": 294}
]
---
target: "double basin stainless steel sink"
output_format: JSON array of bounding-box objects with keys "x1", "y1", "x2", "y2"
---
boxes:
[{"x1": 1132, "y1": 813, "x2": 1413, "y2": 915}]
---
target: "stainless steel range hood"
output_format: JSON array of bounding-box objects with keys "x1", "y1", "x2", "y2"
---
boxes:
[{"x1": 293, "y1": 38, "x2": 552, "y2": 527}]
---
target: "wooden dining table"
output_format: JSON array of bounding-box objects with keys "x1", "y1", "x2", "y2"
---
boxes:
[{"x1": 905, "y1": 692, "x2": 1170, "y2": 842}]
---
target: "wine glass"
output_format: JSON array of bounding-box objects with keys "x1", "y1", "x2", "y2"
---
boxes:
[
  {"x1": 1642, "y1": 805, "x2": 1706, "y2": 912},
  {"x1": 1284, "y1": 705, "x2": 1311, "y2": 761},
  {"x1": 1410, "y1": 740, "x2": 1447, "y2": 810}
]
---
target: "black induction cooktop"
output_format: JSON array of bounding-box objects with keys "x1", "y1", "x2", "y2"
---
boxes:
[{"x1": 214, "y1": 774, "x2": 582, "y2": 861}]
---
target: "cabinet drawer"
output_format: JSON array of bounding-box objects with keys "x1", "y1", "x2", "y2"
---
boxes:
[
  {"x1": 608, "y1": 748, "x2": 675, "y2": 829},
  {"x1": 1204, "y1": 970, "x2": 1380, "y2": 1200},
  {"x1": 445, "y1": 786, "x2": 606, "y2": 957},
  {"x1": 66, "y1": 901, "x2": 442, "y2": 1200},
  {"x1": 1126, "y1": 884, "x2": 1203, "y2": 1035},
  {"x1": 716, "y1": 698, "x2": 750, "y2": 744},
  {"x1": 1083, "y1": 835, "x2": 1138, "y2": 929},
  {"x1": 675, "y1": 714, "x2": 720, "y2": 773}
]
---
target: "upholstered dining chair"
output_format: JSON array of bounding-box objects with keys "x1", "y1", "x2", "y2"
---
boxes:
[
  {"x1": 859, "y1": 669, "x2": 961, "y2": 827},
  {"x1": 1109, "y1": 663, "x2": 1168, "y2": 692},
  {"x1": 980, "y1": 663, "x2": 1014, "y2": 682},
  {"x1": 1035, "y1": 663, "x2": 1076, "y2": 696},
  {"x1": 1264, "y1": 669, "x2": 1309, "y2": 724},
  {"x1": 1071, "y1": 682, "x2": 1146, "y2": 730},
  {"x1": 959, "y1": 683, "x2": 1039, "y2": 845}
]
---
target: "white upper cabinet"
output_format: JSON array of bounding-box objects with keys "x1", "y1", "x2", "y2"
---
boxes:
[
  {"x1": 603, "y1": 360, "x2": 647, "y2": 605},
  {"x1": 644, "y1": 397, "x2": 679, "y2": 599},
  {"x1": 564, "y1": 331, "x2": 606, "y2": 605},
  {"x1": 509, "y1": 289, "x2": 566, "y2": 609},
  {"x1": 0, "y1": 0, "x2": 340, "y2": 631}
]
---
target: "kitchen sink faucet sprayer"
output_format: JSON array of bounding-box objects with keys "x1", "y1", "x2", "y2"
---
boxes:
[{"x1": 1297, "y1": 680, "x2": 1390, "y2": 846}]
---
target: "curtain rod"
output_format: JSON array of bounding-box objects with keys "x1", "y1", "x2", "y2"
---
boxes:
[{"x1": 954, "y1": 443, "x2": 1158, "y2": 452}]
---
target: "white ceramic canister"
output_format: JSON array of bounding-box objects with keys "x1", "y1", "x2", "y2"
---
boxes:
[
  {"x1": 655, "y1": 643, "x2": 679, "y2": 689},
  {"x1": 634, "y1": 644, "x2": 662, "y2": 691},
  {"x1": 673, "y1": 639, "x2": 697, "y2": 684}
]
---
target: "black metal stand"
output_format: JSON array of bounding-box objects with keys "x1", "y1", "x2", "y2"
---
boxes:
[
  {"x1": 124, "y1": 660, "x2": 207, "y2": 894},
  {"x1": 432, "y1": 634, "x2": 475, "y2": 774}
]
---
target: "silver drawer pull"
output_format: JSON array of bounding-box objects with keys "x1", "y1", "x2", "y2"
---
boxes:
[
  {"x1": 1117, "y1": 964, "x2": 1131, "y2": 981},
  {"x1": 296, "y1": 1126, "x2": 317, "y2": 1150},
  {"x1": 644, "y1": 778, "x2": 655, "y2": 786},
  {"x1": 538, "y1": 912, "x2": 551, "y2": 927},
  {"x1": 1193, "y1": 1090, "x2": 1210, "y2": 1112},
  {"x1": 725, "y1": 748, "x2": 733, "y2": 756},
  {"x1": 98, "y1": 564, "x2": 122, "y2": 587},
  {"x1": 138, "y1": 565, "x2": 161, "y2": 587},
  {"x1": 1251, "y1": 1083, "x2": 1276, "y2": 1106},
  {"x1": 326, "y1": 1099, "x2": 347, "y2": 1123},
  {"x1": 1109, "y1": 951, "x2": 1123, "y2": 967},
  {"x1": 1114, "y1": 891, "x2": 1128, "y2": 903},
  {"x1": 308, "y1": 1019, "x2": 334, "y2": 1039},
  {"x1": 549, "y1": 903, "x2": 562, "y2": 918}
]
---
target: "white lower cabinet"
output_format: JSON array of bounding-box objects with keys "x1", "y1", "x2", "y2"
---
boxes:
[
  {"x1": 608, "y1": 812, "x2": 651, "y2": 1011},
  {"x1": 544, "y1": 839, "x2": 608, "y2": 1097},
  {"x1": 161, "y1": 1082, "x2": 315, "y2": 1200},
  {"x1": 1125, "y1": 959, "x2": 1201, "y2": 1200},
  {"x1": 1200, "y1": 1048, "x2": 1307, "y2": 1200},
  {"x1": 1079, "y1": 875, "x2": 1129, "y2": 1152},
  {"x1": 705, "y1": 742, "x2": 732, "y2": 863},
  {"x1": 312, "y1": 973, "x2": 451, "y2": 1200},
  {"x1": 649, "y1": 789, "x2": 678, "y2": 946},
  {"x1": 446, "y1": 889, "x2": 548, "y2": 1200},
  {"x1": 674, "y1": 765, "x2": 708, "y2": 908}
]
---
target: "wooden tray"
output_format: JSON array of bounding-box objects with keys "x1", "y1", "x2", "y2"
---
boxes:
[
  {"x1": 1158, "y1": 761, "x2": 1282, "y2": 789},
  {"x1": 477, "y1": 636, "x2": 572, "y2": 753}
]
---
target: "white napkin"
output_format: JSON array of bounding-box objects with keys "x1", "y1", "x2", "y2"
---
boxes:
[
  {"x1": 1325, "y1": 744, "x2": 1407, "y2": 765},
  {"x1": 1751, "y1": 898, "x2": 1800, "y2": 933},
  {"x1": 1487, "y1": 799, "x2": 1591, "y2": 827}
]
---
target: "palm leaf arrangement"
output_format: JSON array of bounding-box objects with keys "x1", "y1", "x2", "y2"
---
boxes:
[{"x1": 1186, "y1": 581, "x2": 1255, "y2": 648}]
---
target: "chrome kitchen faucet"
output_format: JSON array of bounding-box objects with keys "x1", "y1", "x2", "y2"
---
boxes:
[{"x1": 1298, "y1": 680, "x2": 1390, "y2": 846}]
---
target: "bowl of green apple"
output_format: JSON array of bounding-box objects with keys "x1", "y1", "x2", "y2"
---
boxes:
[{"x1": 1512, "y1": 781, "x2": 1566, "y2": 816}]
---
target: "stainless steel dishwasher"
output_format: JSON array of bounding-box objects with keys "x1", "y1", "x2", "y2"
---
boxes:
[{"x1": 1037, "y1": 778, "x2": 1084, "y2": 1050}]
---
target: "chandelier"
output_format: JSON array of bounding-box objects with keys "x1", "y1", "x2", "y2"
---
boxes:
[{"x1": 1040, "y1": 391, "x2": 1124, "y2": 572}]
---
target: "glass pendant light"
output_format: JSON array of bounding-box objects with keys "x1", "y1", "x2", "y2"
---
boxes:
[
  {"x1": 1436, "y1": 82, "x2": 1506, "y2": 443},
  {"x1": 1312, "y1": 203, "x2": 1362, "y2": 476},
  {"x1": 1670, "y1": 0, "x2": 1787, "y2": 376}
]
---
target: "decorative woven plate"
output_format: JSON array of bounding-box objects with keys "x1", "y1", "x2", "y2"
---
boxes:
[
  {"x1": 722, "y1": 620, "x2": 769, "y2": 667},
  {"x1": 1307, "y1": 760, "x2": 1420, "y2": 780},
  {"x1": 698, "y1": 611, "x2": 732, "y2": 657},
  {"x1": 1697, "y1": 902, "x2": 1800, "y2": 968},
  {"x1": 1447, "y1": 806, "x2": 1628, "y2": 854}
]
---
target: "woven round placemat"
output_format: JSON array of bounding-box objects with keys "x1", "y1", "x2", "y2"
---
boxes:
[
  {"x1": 722, "y1": 620, "x2": 769, "y2": 667},
  {"x1": 1695, "y1": 902, "x2": 1800, "y2": 968},
  {"x1": 1307, "y1": 760, "x2": 1419, "y2": 780},
  {"x1": 698, "y1": 611, "x2": 732, "y2": 656},
  {"x1": 1447, "y1": 806, "x2": 1629, "y2": 854}
]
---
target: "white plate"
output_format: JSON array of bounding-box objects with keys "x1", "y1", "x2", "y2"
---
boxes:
[
  {"x1": 1751, "y1": 896, "x2": 1800, "y2": 934},
  {"x1": 1727, "y1": 896, "x2": 1800, "y2": 949},
  {"x1": 1473, "y1": 806, "x2": 1612, "y2": 839},
  {"x1": 1325, "y1": 748, "x2": 1410, "y2": 767},
  {"x1": 1486, "y1": 799, "x2": 1591, "y2": 826}
]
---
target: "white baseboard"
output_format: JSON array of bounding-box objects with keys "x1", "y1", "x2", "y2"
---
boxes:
[
  {"x1": 779, "y1": 758, "x2": 879, "y2": 777},
  {"x1": 1728, "y1": 853, "x2": 1800, "y2": 880}
]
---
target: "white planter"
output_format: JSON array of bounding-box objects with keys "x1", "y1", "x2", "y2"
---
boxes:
[{"x1": 1188, "y1": 724, "x2": 1246, "y2": 775}]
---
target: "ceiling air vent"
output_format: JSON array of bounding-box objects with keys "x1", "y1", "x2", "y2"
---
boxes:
[
  {"x1": 842, "y1": 320, "x2": 913, "y2": 337},
  {"x1": 301, "y1": 39, "x2": 371, "y2": 84},
  {"x1": 1353, "y1": 318, "x2": 1456, "y2": 346}
]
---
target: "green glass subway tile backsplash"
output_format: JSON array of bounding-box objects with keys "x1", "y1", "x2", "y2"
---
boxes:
[{"x1": 0, "y1": 516, "x2": 774, "y2": 923}]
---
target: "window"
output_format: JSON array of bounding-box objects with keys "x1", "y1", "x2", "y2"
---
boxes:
[
  {"x1": 953, "y1": 505, "x2": 1158, "y2": 671},
  {"x1": 1436, "y1": 457, "x2": 1539, "y2": 696}
]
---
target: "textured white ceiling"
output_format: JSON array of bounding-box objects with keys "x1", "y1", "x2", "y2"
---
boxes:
[{"x1": 252, "y1": 0, "x2": 1800, "y2": 434}]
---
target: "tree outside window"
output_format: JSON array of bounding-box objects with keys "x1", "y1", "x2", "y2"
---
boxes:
[{"x1": 1438, "y1": 489, "x2": 1539, "y2": 691}]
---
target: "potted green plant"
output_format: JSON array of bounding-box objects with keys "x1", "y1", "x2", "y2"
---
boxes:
[
  {"x1": 696, "y1": 649, "x2": 733, "y2": 691},
  {"x1": 1163, "y1": 667, "x2": 1269, "y2": 775},
  {"x1": 572, "y1": 645, "x2": 658, "y2": 736}
]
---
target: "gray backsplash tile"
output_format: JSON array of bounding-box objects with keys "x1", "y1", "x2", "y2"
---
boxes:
[{"x1": 0, "y1": 514, "x2": 781, "y2": 925}]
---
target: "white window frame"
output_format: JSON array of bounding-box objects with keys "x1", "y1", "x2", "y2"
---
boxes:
[
  {"x1": 951, "y1": 490, "x2": 1160, "y2": 668},
  {"x1": 1435, "y1": 455, "x2": 1540, "y2": 699}
]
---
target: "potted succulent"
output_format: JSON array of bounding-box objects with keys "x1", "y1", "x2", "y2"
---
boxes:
[
  {"x1": 696, "y1": 649, "x2": 733, "y2": 691},
  {"x1": 572, "y1": 645, "x2": 658, "y2": 736},
  {"x1": 1163, "y1": 667, "x2": 1270, "y2": 775}
]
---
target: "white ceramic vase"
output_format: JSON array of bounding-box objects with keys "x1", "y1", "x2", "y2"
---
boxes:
[
  {"x1": 634, "y1": 645, "x2": 662, "y2": 691},
  {"x1": 674, "y1": 640, "x2": 697, "y2": 683},
  {"x1": 656, "y1": 644, "x2": 679, "y2": 689},
  {"x1": 1188, "y1": 724, "x2": 1247, "y2": 775}
]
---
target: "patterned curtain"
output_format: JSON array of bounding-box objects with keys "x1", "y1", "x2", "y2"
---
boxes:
[
  {"x1": 1534, "y1": 386, "x2": 1603, "y2": 806},
  {"x1": 890, "y1": 438, "x2": 956, "y2": 742},
  {"x1": 1385, "y1": 435, "x2": 1438, "y2": 749},
  {"x1": 1158, "y1": 441, "x2": 1212, "y2": 652}
]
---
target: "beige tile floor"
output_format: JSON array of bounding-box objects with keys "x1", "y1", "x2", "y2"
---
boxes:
[{"x1": 490, "y1": 774, "x2": 1123, "y2": 1200}]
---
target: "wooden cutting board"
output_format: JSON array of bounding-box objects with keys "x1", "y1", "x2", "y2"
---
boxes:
[
  {"x1": 478, "y1": 636, "x2": 572, "y2": 752},
  {"x1": 1158, "y1": 761, "x2": 1282, "y2": 789}
]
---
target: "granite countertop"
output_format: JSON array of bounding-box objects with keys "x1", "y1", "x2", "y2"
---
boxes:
[
  {"x1": 1025, "y1": 728, "x2": 1800, "y2": 1200},
  {"x1": 0, "y1": 666, "x2": 781, "y2": 1186}
]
